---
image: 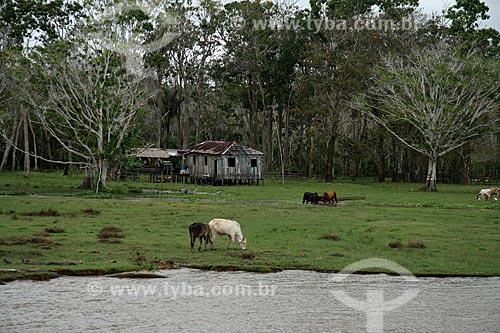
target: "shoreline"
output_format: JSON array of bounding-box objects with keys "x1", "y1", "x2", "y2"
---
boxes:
[{"x1": 2, "y1": 264, "x2": 500, "y2": 285}]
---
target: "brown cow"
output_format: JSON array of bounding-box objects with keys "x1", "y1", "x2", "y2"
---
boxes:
[
  {"x1": 320, "y1": 191, "x2": 338, "y2": 206},
  {"x1": 189, "y1": 223, "x2": 211, "y2": 253}
]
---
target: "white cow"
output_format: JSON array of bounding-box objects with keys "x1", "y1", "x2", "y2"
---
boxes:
[
  {"x1": 476, "y1": 187, "x2": 500, "y2": 201},
  {"x1": 208, "y1": 218, "x2": 247, "y2": 250}
]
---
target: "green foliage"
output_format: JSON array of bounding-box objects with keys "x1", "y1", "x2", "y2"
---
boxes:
[
  {"x1": 0, "y1": 0, "x2": 84, "y2": 46},
  {"x1": 445, "y1": 0, "x2": 500, "y2": 57},
  {"x1": 445, "y1": 0, "x2": 490, "y2": 34}
]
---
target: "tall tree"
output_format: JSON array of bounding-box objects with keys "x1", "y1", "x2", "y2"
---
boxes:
[
  {"x1": 445, "y1": 0, "x2": 500, "y2": 57},
  {"x1": 22, "y1": 44, "x2": 153, "y2": 191},
  {"x1": 359, "y1": 44, "x2": 500, "y2": 191},
  {"x1": 0, "y1": 0, "x2": 84, "y2": 175}
]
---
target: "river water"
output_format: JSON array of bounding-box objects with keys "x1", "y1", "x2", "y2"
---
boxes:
[{"x1": 1, "y1": 268, "x2": 499, "y2": 332}]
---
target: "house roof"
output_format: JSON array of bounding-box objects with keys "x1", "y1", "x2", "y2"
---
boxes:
[
  {"x1": 134, "y1": 148, "x2": 179, "y2": 159},
  {"x1": 181, "y1": 141, "x2": 264, "y2": 156}
]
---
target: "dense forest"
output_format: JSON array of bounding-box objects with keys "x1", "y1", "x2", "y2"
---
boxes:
[{"x1": 1, "y1": 0, "x2": 499, "y2": 191}]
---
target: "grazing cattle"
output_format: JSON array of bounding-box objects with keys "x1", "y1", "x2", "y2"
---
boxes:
[
  {"x1": 303, "y1": 192, "x2": 321, "y2": 204},
  {"x1": 189, "y1": 223, "x2": 211, "y2": 253},
  {"x1": 491, "y1": 187, "x2": 500, "y2": 200},
  {"x1": 477, "y1": 187, "x2": 500, "y2": 201},
  {"x1": 208, "y1": 218, "x2": 247, "y2": 250},
  {"x1": 321, "y1": 191, "x2": 338, "y2": 206}
]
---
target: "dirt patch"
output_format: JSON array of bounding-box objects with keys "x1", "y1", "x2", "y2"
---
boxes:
[
  {"x1": 21, "y1": 209, "x2": 60, "y2": 217},
  {"x1": 229, "y1": 252, "x2": 256, "y2": 260},
  {"x1": 33, "y1": 231, "x2": 50, "y2": 237},
  {"x1": 101, "y1": 226, "x2": 123, "y2": 233},
  {"x1": 97, "y1": 226, "x2": 125, "y2": 243},
  {"x1": 21, "y1": 259, "x2": 81, "y2": 265},
  {"x1": 388, "y1": 241, "x2": 427, "y2": 249},
  {"x1": 320, "y1": 233, "x2": 341, "y2": 241},
  {"x1": 0, "y1": 236, "x2": 53, "y2": 246},
  {"x1": 135, "y1": 255, "x2": 175, "y2": 269},
  {"x1": 82, "y1": 208, "x2": 101, "y2": 215},
  {"x1": 99, "y1": 238, "x2": 123, "y2": 243},
  {"x1": 388, "y1": 241, "x2": 405, "y2": 248},
  {"x1": 408, "y1": 241, "x2": 427, "y2": 249},
  {"x1": 106, "y1": 271, "x2": 167, "y2": 278},
  {"x1": 45, "y1": 227, "x2": 64, "y2": 234},
  {"x1": 210, "y1": 265, "x2": 243, "y2": 272}
]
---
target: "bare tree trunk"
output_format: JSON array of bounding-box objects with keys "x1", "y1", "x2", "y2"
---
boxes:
[
  {"x1": 96, "y1": 158, "x2": 108, "y2": 192},
  {"x1": 28, "y1": 114, "x2": 38, "y2": 171},
  {"x1": 44, "y1": 128, "x2": 53, "y2": 162},
  {"x1": 425, "y1": 153, "x2": 438, "y2": 192},
  {"x1": 266, "y1": 108, "x2": 273, "y2": 172},
  {"x1": 275, "y1": 122, "x2": 285, "y2": 186},
  {"x1": 283, "y1": 102, "x2": 290, "y2": 168},
  {"x1": 461, "y1": 140, "x2": 471, "y2": 185},
  {"x1": 0, "y1": 114, "x2": 19, "y2": 172},
  {"x1": 11, "y1": 117, "x2": 22, "y2": 172},
  {"x1": 156, "y1": 75, "x2": 164, "y2": 148},
  {"x1": 308, "y1": 135, "x2": 314, "y2": 178},
  {"x1": 247, "y1": 77, "x2": 258, "y2": 149},
  {"x1": 79, "y1": 166, "x2": 94, "y2": 190},
  {"x1": 22, "y1": 108, "x2": 30, "y2": 177},
  {"x1": 375, "y1": 124, "x2": 385, "y2": 183},
  {"x1": 176, "y1": 103, "x2": 183, "y2": 148},
  {"x1": 325, "y1": 135, "x2": 336, "y2": 182}
]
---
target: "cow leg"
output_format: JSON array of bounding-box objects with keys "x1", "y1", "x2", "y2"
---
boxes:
[
  {"x1": 210, "y1": 233, "x2": 216, "y2": 250},
  {"x1": 190, "y1": 234, "x2": 195, "y2": 253},
  {"x1": 198, "y1": 236, "x2": 203, "y2": 252}
]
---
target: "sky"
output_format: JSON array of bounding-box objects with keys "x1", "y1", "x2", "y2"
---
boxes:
[
  {"x1": 418, "y1": 0, "x2": 500, "y2": 31},
  {"x1": 292, "y1": 0, "x2": 500, "y2": 31}
]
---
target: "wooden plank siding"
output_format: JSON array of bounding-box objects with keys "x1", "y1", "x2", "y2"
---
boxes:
[{"x1": 181, "y1": 141, "x2": 265, "y2": 184}]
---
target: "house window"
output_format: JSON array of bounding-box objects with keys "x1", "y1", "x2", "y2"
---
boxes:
[
  {"x1": 192, "y1": 156, "x2": 196, "y2": 165},
  {"x1": 251, "y1": 159, "x2": 257, "y2": 168},
  {"x1": 204, "y1": 156, "x2": 208, "y2": 165},
  {"x1": 228, "y1": 158, "x2": 236, "y2": 167}
]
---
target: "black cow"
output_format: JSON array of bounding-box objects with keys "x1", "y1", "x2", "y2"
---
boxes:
[
  {"x1": 189, "y1": 223, "x2": 211, "y2": 253},
  {"x1": 302, "y1": 192, "x2": 321, "y2": 204}
]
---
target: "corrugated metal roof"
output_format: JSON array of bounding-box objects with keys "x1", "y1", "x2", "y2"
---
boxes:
[
  {"x1": 181, "y1": 141, "x2": 264, "y2": 156},
  {"x1": 134, "y1": 148, "x2": 179, "y2": 159}
]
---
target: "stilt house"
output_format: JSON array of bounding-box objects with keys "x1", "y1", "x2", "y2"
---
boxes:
[{"x1": 180, "y1": 141, "x2": 265, "y2": 185}]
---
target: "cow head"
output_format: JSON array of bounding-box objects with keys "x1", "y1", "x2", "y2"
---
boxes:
[{"x1": 240, "y1": 237, "x2": 248, "y2": 250}]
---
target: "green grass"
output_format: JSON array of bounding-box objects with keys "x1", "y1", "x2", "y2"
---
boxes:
[{"x1": 0, "y1": 171, "x2": 499, "y2": 282}]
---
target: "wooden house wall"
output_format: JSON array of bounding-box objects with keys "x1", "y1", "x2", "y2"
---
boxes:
[{"x1": 187, "y1": 154, "x2": 264, "y2": 180}]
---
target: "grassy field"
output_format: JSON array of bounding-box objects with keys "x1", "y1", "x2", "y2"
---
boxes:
[{"x1": 0, "y1": 171, "x2": 499, "y2": 283}]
